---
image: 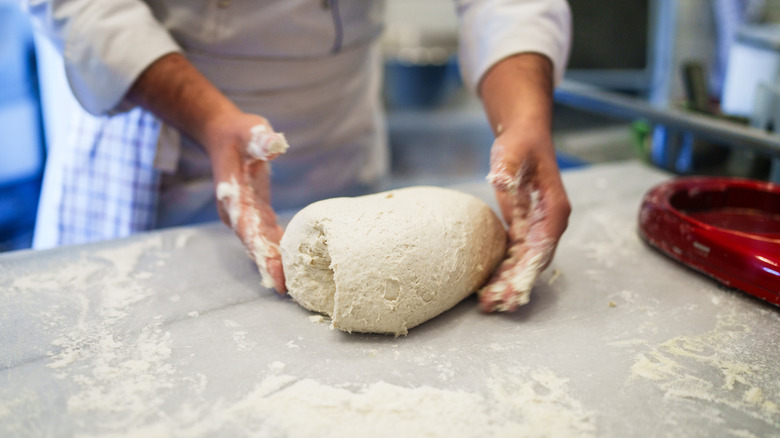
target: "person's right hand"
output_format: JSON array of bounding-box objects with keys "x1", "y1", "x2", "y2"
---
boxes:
[
  {"x1": 125, "y1": 53, "x2": 289, "y2": 291},
  {"x1": 203, "y1": 111, "x2": 289, "y2": 293},
  {"x1": 477, "y1": 129, "x2": 570, "y2": 312}
]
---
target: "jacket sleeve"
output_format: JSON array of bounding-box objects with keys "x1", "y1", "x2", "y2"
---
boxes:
[
  {"x1": 22, "y1": 0, "x2": 181, "y2": 115},
  {"x1": 454, "y1": 0, "x2": 572, "y2": 95}
]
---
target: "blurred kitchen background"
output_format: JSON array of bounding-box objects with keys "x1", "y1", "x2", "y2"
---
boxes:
[{"x1": 2, "y1": 0, "x2": 780, "y2": 252}]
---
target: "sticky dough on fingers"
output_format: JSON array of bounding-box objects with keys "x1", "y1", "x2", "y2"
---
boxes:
[
  {"x1": 216, "y1": 125, "x2": 290, "y2": 291},
  {"x1": 216, "y1": 177, "x2": 282, "y2": 290},
  {"x1": 479, "y1": 147, "x2": 552, "y2": 312},
  {"x1": 247, "y1": 124, "x2": 289, "y2": 161}
]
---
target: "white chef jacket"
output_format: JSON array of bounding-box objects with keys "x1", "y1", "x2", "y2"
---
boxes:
[{"x1": 24, "y1": 0, "x2": 571, "y2": 248}]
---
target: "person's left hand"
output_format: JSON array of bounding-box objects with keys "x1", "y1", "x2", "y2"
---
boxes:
[{"x1": 478, "y1": 127, "x2": 570, "y2": 312}]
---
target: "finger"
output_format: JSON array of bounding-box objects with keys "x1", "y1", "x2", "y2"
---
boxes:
[
  {"x1": 478, "y1": 240, "x2": 551, "y2": 313},
  {"x1": 216, "y1": 175, "x2": 285, "y2": 292},
  {"x1": 216, "y1": 176, "x2": 242, "y2": 230},
  {"x1": 266, "y1": 256, "x2": 287, "y2": 294},
  {"x1": 245, "y1": 222, "x2": 284, "y2": 292},
  {"x1": 479, "y1": 273, "x2": 521, "y2": 313},
  {"x1": 246, "y1": 124, "x2": 290, "y2": 161}
]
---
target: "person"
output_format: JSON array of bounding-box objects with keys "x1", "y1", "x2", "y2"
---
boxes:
[{"x1": 24, "y1": 0, "x2": 572, "y2": 312}]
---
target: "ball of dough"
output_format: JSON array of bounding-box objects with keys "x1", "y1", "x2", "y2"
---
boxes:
[{"x1": 280, "y1": 186, "x2": 506, "y2": 336}]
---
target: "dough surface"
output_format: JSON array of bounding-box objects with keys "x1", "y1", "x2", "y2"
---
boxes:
[{"x1": 280, "y1": 186, "x2": 506, "y2": 335}]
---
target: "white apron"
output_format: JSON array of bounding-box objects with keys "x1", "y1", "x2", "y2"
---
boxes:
[{"x1": 33, "y1": 0, "x2": 389, "y2": 247}]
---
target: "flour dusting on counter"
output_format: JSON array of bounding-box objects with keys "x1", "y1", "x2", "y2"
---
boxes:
[
  {"x1": 121, "y1": 364, "x2": 596, "y2": 438},
  {"x1": 175, "y1": 230, "x2": 196, "y2": 249},
  {"x1": 0, "y1": 235, "x2": 189, "y2": 435},
  {"x1": 582, "y1": 210, "x2": 640, "y2": 268},
  {"x1": 629, "y1": 309, "x2": 780, "y2": 428},
  {"x1": 4, "y1": 163, "x2": 780, "y2": 438}
]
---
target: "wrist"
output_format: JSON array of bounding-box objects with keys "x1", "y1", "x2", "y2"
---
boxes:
[
  {"x1": 200, "y1": 106, "x2": 244, "y2": 158},
  {"x1": 127, "y1": 53, "x2": 242, "y2": 152},
  {"x1": 480, "y1": 53, "x2": 554, "y2": 136}
]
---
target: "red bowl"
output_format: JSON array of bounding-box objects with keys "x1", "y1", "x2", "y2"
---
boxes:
[{"x1": 639, "y1": 177, "x2": 780, "y2": 306}]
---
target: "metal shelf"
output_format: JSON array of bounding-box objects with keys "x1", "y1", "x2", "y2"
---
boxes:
[{"x1": 554, "y1": 81, "x2": 780, "y2": 158}]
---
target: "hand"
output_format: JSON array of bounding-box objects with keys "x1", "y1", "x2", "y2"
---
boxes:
[
  {"x1": 126, "y1": 53, "x2": 289, "y2": 291},
  {"x1": 478, "y1": 128, "x2": 570, "y2": 312},
  {"x1": 205, "y1": 112, "x2": 289, "y2": 293},
  {"x1": 473, "y1": 53, "x2": 569, "y2": 312}
]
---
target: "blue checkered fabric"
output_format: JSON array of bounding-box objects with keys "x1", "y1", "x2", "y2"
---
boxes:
[{"x1": 52, "y1": 107, "x2": 161, "y2": 246}]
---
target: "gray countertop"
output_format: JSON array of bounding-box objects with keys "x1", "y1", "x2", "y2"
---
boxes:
[{"x1": 1, "y1": 161, "x2": 778, "y2": 437}]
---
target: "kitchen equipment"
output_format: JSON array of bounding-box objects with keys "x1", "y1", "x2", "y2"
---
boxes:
[
  {"x1": 639, "y1": 177, "x2": 780, "y2": 306},
  {"x1": 722, "y1": 24, "x2": 780, "y2": 118},
  {"x1": 381, "y1": 27, "x2": 460, "y2": 109},
  {"x1": 381, "y1": 0, "x2": 460, "y2": 109}
]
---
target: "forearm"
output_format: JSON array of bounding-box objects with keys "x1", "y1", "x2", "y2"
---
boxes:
[
  {"x1": 126, "y1": 53, "x2": 286, "y2": 291},
  {"x1": 126, "y1": 52, "x2": 240, "y2": 155},
  {"x1": 476, "y1": 54, "x2": 569, "y2": 312},
  {"x1": 478, "y1": 53, "x2": 554, "y2": 140}
]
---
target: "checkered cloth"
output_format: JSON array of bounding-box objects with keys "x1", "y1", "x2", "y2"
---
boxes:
[{"x1": 41, "y1": 107, "x2": 162, "y2": 247}]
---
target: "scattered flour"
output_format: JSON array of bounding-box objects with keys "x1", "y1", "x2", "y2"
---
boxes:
[
  {"x1": 0, "y1": 232, "x2": 594, "y2": 437},
  {"x1": 106, "y1": 364, "x2": 595, "y2": 438},
  {"x1": 268, "y1": 361, "x2": 286, "y2": 373},
  {"x1": 629, "y1": 310, "x2": 780, "y2": 429},
  {"x1": 232, "y1": 331, "x2": 256, "y2": 352},
  {"x1": 134, "y1": 271, "x2": 153, "y2": 280},
  {"x1": 1, "y1": 235, "x2": 184, "y2": 436},
  {"x1": 308, "y1": 314, "x2": 326, "y2": 324},
  {"x1": 582, "y1": 211, "x2": 638, "y2": 269},
  {"x1": 11, "y1": 259, "x2": 102, "y2": 294},
  {"x1": 65, "y1": 324, "x2": 175, "y2": 418},
  {"x1": 175, "y1": 230, "x2": 196, "y2": 249},
  {"x1": 92, "y1": 236, "x2": 163, "y2": 280}
]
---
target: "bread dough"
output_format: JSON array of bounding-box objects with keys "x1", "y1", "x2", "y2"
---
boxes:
[{"x1": 280, "y1": 186, "x2": 506, "y2": 335}]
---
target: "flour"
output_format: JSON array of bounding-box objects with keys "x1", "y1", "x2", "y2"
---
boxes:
[
  {"x1": 0, "y1": 389, "x2": 43, "y2": 437},
  {"x1": 583, "y1": 211, "x2": 638, "y2": 268},
  {"x1": 223, "y1": 319, "x2": 240, "y2": 328},
  {"x1": 246, "y1": 124, "x2": 289, "y2": 160},
  {"x1": 175, "y1": 229, "x2": 196, "y2": 249},
  {"x1": 628, "y1": 310, "x2": 780, "y2": 428},
  {"x1": 66, "y1": 324, "x2": 174, "y2": 416},
  {"x1": 285, "y1": 340, "x2": 300, "y2": 350},
  {"x1": 308, "y1": 314, "x2": 326, "y2": 324},
  {"x1": 3, "y1": 232, "x2": 600, "y2": 438},
  {"x1": 215, "y1": 178, "x2": 242, "y2": 230},
  {"x1": 115, "y1": 364, "x2": 595, "y2": 438},
  {"x1": 216, "y1": 176, "x2": 280, "y2": 290},
  {"x1": 93, "y1": 236, "x2": 163, "y2": 280},
  {"x1": 232, "y1": 331, "x2": 256, "y2": 351},
  {"x1": 486, "y1": 366, "x2": 595, "y2": 437},
  {"x1": 0, "y1": 235, "x2": 183, "y2": 436},
  {"x1": 222, "y1": 320, "x2": 257, "y2": 351},
  {"x1": 11, "y1": 257, "x2": 102, "y2": 294},
  {"x1": 480, "y1": 154, "x2": 550, "y2": 312}
]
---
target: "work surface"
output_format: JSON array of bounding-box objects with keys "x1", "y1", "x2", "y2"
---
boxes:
[{"x1": 2, "y1": 161, "x2": 779, "y2": 437}]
